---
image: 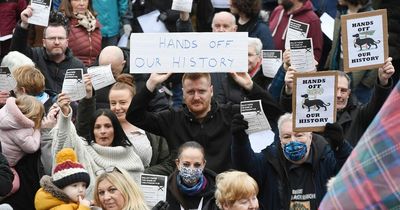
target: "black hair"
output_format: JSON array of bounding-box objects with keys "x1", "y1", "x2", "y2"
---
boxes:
[
  {"x1": 43, "y1": 11, "x2": 70, "y2": 37},
  {"x1": 88, "y1": 109, "x2": 132, "y2": 147}
]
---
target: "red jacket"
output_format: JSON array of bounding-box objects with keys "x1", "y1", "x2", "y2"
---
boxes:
[
  {"x1": 269, "y1": 0, "x2": 323, "y2": 62},
  {"x1": 0, "y1": 0, "x2": 26, "y2": 36},
  {"x1": 68, "y1": 18, "x2": 102, "y2": 66}
]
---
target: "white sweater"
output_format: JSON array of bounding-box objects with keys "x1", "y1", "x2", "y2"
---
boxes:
[{"x1": 51, "y1": 111, "x2": 144, "y2": 199}]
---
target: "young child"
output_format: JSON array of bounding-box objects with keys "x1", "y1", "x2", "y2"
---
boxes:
[
  {"x1": 35, "y1": 148, "x2": 91, "y2": 210},
  {"x1": 0, "y1": 95, "x2": 45, "y2": 194}
]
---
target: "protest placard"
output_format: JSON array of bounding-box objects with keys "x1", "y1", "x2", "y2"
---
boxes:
[
  {"x1": 0, "y1": 67, "x2": 17, "y2": 91},
  {"x1": 172, "y1": 0, "x2": 193, "y2": 13},
  {"x1": 292, "y1": 71, "x2": 337, "y2": 132},
  {"x1": 28, "y1": 0, "x2": 51, "y2": 27},
  {"x1": 130, "y1": 32, "x2": 248, "y2": 73},
  {"x1": 262, "y1": 50, "x2": 282, "y2": 78},
  {"x1": 341, "y1": 9, "x2": 388, "y2": 72},
  {"x1": 87, "y1": 64, "x2": 116, "y2": 90},
  {"x1": 290, "y1": 38, "x2": 315, "y2": 72},
  {"x1": 140, "y1": 174, "x2": 167, "y2": 208},
  {"x1": 61, "y1": 68, "x2": 86, "y2": 101},
  {"x1": 284, "y1": 19, "x2": 309, "y2": 49}
]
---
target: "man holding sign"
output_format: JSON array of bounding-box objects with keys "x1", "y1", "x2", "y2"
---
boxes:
[
  {"x1": 281, "y1": 57, "x2": 395, "y2": 146},
  {"x1": 127, "y1": 72, "x2": 283, "y2": 173},
  {"x1": 10, "y1": 7, "x2": 85, "y2": 93}
]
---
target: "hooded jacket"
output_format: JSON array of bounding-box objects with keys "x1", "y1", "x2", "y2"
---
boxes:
[
  {"x1": 0, "y1": 97, "x2": 40, "y2": 167},
  {"x1": 232, "y1": 133, "x2": 352, "y2": 210},
  {"x1": 10, "y1": 24, "x2": 85, "y2": 94},
  {"x1": 167, "y1": 168, "x2": 216, "y2": 210},
  {"x1": 269, "y1": 0, "x2": 323, "y2": 62},
  {"x1": 34, "y1": 175, "x2": 90, "y2": 210}
]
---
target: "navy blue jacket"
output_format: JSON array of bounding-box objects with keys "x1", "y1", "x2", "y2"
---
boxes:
[{"x1": 232, "y1": 133, "x2": 352, "y2": 210}]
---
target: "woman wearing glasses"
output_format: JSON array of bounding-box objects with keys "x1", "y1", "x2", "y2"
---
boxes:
[
  {"x1": 59, "y1": 0, "x2": 101, "y2": 66},
  {"x1": 94, "y1": 166, "x2": 149, "y2": 210},
  {"x1": 52, "y1": 91, "x2": 145, "y2": 200},
  {"x1": 166, "y1": 141, "x2": 216, "y2": 210}
]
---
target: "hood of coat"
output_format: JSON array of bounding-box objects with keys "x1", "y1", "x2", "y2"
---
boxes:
[{"x1": 0, "y1": 97, "x2": 35, "y2": 130}]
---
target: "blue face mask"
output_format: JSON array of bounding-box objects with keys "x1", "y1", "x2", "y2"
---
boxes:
[
  {"x1": 178, "y1": 166, "x2": 203, "y2": 186},
  {"x1": 283, "y1": 141, "x2": 307, "y2": 162}
]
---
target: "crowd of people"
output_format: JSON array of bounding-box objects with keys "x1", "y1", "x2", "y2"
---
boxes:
[{"x1": 0, "y1": 0, "x2": 399, "y2": 209}]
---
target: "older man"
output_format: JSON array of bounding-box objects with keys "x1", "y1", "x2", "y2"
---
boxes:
[
  {"x1": 10, "y1": 6, "x2": 84, "y2": 94},
  {"x1": 231, "y1": 113, "x2": 352, "y2": 210}
]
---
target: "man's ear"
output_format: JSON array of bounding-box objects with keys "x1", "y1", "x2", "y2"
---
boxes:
[
  {"x1": 210, "y1": 85, "x2": 214, "y2": 97},
  {"x1": 42, "y1": 39, "x2": 46, "y2": 48},
  {"x1": 175, "y1": 159, "x2": 180, "y2": 168}
]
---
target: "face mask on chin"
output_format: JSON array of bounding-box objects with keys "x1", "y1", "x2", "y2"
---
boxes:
[
  {"x1": 178, "y1": 166, "x2": 203, "y2": 186},
  {"x1": 283, "y1": 141, "x2": 307, "y2": 162}
]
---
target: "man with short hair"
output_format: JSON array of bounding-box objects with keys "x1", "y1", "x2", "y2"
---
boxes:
[
  {"x1": 10, "y1": 6, "x2": 85, "y2": 94},
  {"x1": 231, "y1": 112, "x2": 352, "y2": 209},
  {"x1": 211, "y1": 11, "x2": 238, "y2": 32},
  {"x1": 127, "y1": 72, "x2": 283, "y2": 173}
]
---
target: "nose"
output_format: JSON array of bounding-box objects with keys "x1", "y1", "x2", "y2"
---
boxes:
[
  {"x1": 249, "y1": 198, "x2": 258, "y2": 209},
  {"x1": 100, "y1": 127, "x2": 107, "y2": 134},
  {"x1": 115, "y1": 103, "x2": 121, "y2": 110}
]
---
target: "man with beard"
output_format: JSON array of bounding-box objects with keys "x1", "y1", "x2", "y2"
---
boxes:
[
  {"x1": 269, "y1": 0, "x2": 323, "y2": 62},
  {"x1": 10, "y1": 6, "x2": 84, "y2": 94},
  {"x1": 127, "y1": 72, "x2": 283, "y2": 173}
]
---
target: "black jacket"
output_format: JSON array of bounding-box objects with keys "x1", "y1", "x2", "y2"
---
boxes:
[
  {"x1": 0, "y1": 144, "x2": 13, "y2": 196},
  {"x1": 232, "y1": 133, "x2": 352, "y2": 210},
  {"x1": 10, "y1": 24, "x2": 85, "y2": 93},
  {"x1": 167, "y1": 168, "x2": 216, "y2": 210},
  {"x1": 127, "y1": 82, "x2": 283, "y2": 173}
]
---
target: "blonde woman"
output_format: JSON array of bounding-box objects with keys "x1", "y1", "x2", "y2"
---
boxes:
[{"x1": 94, "y1": 166, "x2": 149, "y2": 210}]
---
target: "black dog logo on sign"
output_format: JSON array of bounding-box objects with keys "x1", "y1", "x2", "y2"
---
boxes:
[
  {"x1": 301, "y1": 94, "x2": 330, "y2": 112},
  {"x1": 352, "y1": 33, "x2": 380, "y2": 51}
]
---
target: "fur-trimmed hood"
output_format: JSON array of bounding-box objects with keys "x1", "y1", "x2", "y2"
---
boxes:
[{"x1": 34, "y1": 175, "x2": 75, "y2": 210}]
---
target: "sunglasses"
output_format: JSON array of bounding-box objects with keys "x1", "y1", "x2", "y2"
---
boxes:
[{"x1": 95, "y1": 166, "x2": 121, "y2": 176}]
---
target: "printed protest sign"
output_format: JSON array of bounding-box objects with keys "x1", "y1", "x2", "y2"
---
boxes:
[
  {"x1": 140, "y1": 174, "x2": 167, "y2": 208},
  {"x1": 262, "y1": 50, "x2": 282, "y2": 78},
  {"x1": 28, "y1": 0, "x2": 52, "y2": 27},
  {"x1": 130, "y1": 32, "x2": 248, "y2": 73},
  {"x1": 61, "y1": 68, "x2": 86, "y2": 101},
  {"x1": 290, "y1": 38, "x2": 315, "y2": 72},
  {"x1": 341, "y1": 9, "x2": 388, "y2": 72},
  {"x1": 172, "y1": 0, "x2": 193, "y2": 12},
  {"x1": 292, "y1": 71, "x2": 337, "y2": 132},
  {"x1": 0, "y1": 66, "x2": 17, "y2": 91},
  {"x1": 284, "y1": 19, "x2": 309, "y2": 49},
  {"x1": 87, "y1": 64, "x2": 116, "y2": 90}
]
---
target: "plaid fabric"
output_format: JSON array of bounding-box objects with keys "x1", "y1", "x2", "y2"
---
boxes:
[{"x1": 319, "y1": 82, "x2": 400, "y2": 210}]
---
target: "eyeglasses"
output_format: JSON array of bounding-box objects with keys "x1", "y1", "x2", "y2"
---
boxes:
[
  {"x1": 95, "y1": 166, "x2": 121, "y2": 176},
  {"x1": 45, "y1": 37, "x2": 67, "y2": 42}
]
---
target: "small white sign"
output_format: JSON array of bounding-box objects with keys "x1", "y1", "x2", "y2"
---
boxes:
[
  {"x1": 28, "y1": 0, "x2": 51, "y2": 27},
  {"x1": 61, "y1": 69, "x2": 86, "y2": 101},
  {"x1": 140, "y1": 174, "x2": 167, "y2": 208},
  {"x1": 172, "y1": 0, "x2": 193, "y2": 13},
  {"x1": 320, "y1": 13, "x2": 335, "y2": 41},
  {"x1": 290, "y1": 38, "x2": 315, "y2": 72},
  {"x1": 137, "y1": 10, "x2": 169, "y2": 33},
  {"x1": 130, "y1": 32, "x2": 248, "y2": 73},
  {"x1": 0, "y1": 67, "x2": 17, "y2": 91},
  {"x1": 241, "y1": 100, "x2": 271, "y2": 134},
  {"x1": 262, "y1": 50, "x2": 282, "y2": 78},
  {"x1": 87, "y1": 64, "x2": 116, "y2": 90},
  {"x1": 285, "y1": 19, "x2": 309, "y2": 49}
]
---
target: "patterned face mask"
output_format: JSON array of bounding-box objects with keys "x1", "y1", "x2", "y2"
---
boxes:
[
  {"x1": 178, "y1": 166, "x2": 203, "y2": 186},
  {"x1": 283, "y1": 141, "x2": 307, "y2": 162}
]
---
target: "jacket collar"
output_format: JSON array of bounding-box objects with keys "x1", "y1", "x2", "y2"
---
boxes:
[
  {"x1": 40, "y1": 175, "x2": 71, "y2": 203},
  {"x1": 182, "y1": 99, "x2": 219, "y2": 123}
]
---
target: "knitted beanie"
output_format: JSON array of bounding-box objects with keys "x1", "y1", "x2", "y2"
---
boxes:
[{"x1": 52, "y1": 148, "x2": 90, "y2": 189}]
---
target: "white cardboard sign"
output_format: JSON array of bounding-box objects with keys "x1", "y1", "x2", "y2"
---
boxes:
[{"x1": 130, "y1": 32, "x2": 248, "y2": 73}]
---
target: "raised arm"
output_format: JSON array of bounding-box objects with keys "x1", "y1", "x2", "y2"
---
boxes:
[
  {"x1": 10, "y1": 6, "x2": 34, "y2": 57},
  {"x1": 76, "y1": 74, "x2": 95, "y2": 139}
]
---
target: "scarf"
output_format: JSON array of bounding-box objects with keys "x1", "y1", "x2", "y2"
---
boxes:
[
  {"x1": 74, "y1": 11, "x2": 96, "y2": 32},
  {"x1": 176, "y1": 174, "x2": 207, "y2": 196}
]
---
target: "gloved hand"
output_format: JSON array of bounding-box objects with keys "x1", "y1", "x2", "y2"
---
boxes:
[
  {"x1": 123, "y1": 24, "x2": 132, "y2": 36},
  {"x1": 324, "y1": 123, "x2": 344, "y2": 151},
  {"x1": 231, "y1": 113, "x2": 249, "y2": 137},
  {"x1": 152, "y1": 200, "x2": 169, "y2": 210}
]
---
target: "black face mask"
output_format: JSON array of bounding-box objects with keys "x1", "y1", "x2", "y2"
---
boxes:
[{"x1": 281, "y1": 0, "x2": 294, "y2": 11}]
